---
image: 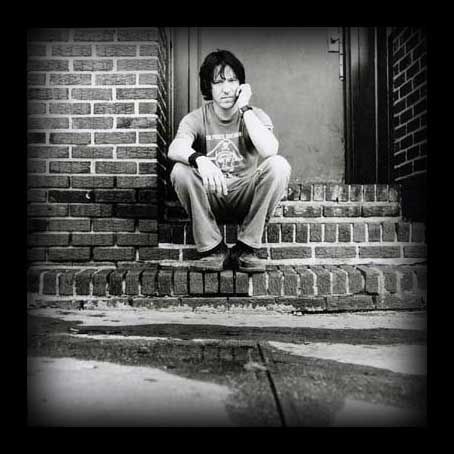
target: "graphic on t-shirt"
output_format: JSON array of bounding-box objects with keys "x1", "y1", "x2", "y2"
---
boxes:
[{"x1": 206, "y1": 133, "x2": 244, "y2": 175}]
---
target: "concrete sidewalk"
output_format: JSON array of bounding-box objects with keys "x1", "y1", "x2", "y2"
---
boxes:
[{"x1": 27, "y1": 307, "x2": 427, "y2": 427}]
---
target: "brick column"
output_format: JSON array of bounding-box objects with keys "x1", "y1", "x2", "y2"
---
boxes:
[{"x1": 27, "y1": 27, "x2": 170, "y2": 265}]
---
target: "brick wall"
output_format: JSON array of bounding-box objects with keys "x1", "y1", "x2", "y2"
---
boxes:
[
  {"x1": 27, "y1": 28, "x2": 170, "y2": 265},
  {"x1": 390, "y1": 27, "x2": 427, "y2": 220}
]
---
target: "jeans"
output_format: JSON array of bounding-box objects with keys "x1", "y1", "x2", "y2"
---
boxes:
[{"x1": 170, "y1": 155, "x2": 291, "y2": 252}]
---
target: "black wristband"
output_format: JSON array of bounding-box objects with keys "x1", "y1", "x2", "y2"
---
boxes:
[{"x1": 188, "y1": 152, "x2": 204, "y2": 169}]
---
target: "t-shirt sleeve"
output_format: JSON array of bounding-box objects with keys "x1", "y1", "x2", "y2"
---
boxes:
[
  {"x1": 253, "y1": 107, "x2": 274, "y2": 131},
  {"x1": 174, "y1": 111, "x2": 202, "y2": 144}
]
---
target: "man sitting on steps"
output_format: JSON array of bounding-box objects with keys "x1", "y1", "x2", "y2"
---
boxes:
[{"x1": 168, "y1": 49, "x2": 291, "y2": 272}]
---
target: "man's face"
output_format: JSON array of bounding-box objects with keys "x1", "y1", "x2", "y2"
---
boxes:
[{"x1": 211, "y1": 64, "x2": 240, "y2": 110}]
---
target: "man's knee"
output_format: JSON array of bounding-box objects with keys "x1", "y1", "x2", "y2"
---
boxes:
[
  {"x1": 262, "y1": 155, "x2": 291, "y2": 180},
  {"x1": 170, "y1": 163, "x2": 195, "y2": 187}
]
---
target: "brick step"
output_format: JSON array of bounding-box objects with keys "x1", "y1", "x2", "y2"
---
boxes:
[
  {"x1": 28, "y1": 263, "x2": 426, "y2": 306},
  {"x1": 160, "y1": 220, "x2": 425, "y2": 246},
  {"x1": 164, "y1": 200, "x2": 402, "y2": 222}
]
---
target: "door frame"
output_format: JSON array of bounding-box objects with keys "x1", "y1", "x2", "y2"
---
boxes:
[{"x1": 343, "y1": 26, "x2": 392, "y2": 184}]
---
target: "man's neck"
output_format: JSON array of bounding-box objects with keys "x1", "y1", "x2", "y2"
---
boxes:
[{"x1": 212, "y1": 102, "x2": 237, "y2": 121}]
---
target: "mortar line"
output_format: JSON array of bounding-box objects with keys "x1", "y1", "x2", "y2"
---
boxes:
[{"x1": 256, "y1": 343, "x2": 287, "y2": 427}]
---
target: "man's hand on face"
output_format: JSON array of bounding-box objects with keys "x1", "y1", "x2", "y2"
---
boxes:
[
  {"x1": 195, "y1": 156, "x2": 228, "y2": 197},
  {"x1": 235, "y1": 84, "x2": 252, "y2": 110}
]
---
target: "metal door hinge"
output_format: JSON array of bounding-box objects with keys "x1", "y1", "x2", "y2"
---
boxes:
[{"x1": 328, "y1": 27, "x2": 344, "y2": 81}]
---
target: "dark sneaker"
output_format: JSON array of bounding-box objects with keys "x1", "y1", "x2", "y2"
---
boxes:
[
  {"x1": 237, "y1": 249, "x2": 266, "y2": 273},
  {"x1": 190, "y1": 243, "x2": 230, "y2": 271}
]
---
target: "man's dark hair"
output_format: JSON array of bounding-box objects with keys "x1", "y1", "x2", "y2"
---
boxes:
[{"x1": 199, "y1": 49, "x2": 246, "y2": 101}]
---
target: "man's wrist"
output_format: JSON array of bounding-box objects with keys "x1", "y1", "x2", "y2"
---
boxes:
[
  {"x1": 239, "y1": 105, "x2": 253, "y2": 115},
  {"x1": 188, "y1": 152, "x2": 204, "y2": 169}
]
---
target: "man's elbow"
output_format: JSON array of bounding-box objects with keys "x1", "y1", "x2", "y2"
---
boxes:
[
  {"x1": 167, "y1": 141, "x2": 177, "y2": 162},
  {"x1": 262, "y1": 138, "x2": 279, "y2": 158}
]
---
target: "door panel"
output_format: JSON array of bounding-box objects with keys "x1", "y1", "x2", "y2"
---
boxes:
[{"x1": 173, "y1": 27, "x2": 345, "y2": 182}]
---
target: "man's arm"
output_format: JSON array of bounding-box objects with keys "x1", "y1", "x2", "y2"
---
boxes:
[
  {"x1": 236, "y1": 84, "x2": 279, "y2": 158},
  {"x1": 168, "y1": 136, "x2": 228, "y2": 197}
]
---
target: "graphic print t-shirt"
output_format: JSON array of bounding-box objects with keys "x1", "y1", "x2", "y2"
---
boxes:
[{"x1": 174, "y1": 101, "x2": 274, "y2": 179}]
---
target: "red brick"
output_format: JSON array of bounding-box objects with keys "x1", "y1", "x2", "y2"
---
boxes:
[
  {"x1": 359, "y1": 246, "x2": 401, "y2": 258},
  {"x1": 28, "y1": 73, "x2": 46, "y2": 85},
  {"x1": 48, "y1": 219, "x2": 90, "y2": 232},
  {"x1": 326, "y1": 266, "x2": 348, "y2": 295},
  {"x1": 72, "y1": 147, "x2": 113, "y2": 159},
  {"x1": 95, "y1": 74, "x2": 136, "y2": 85},
  {"x1": 114, "y1": 204, "x2": 157, "y2": 218},
  {"x1": 315, "y1": 247, "x2": 356, "y2": 259},
  {"x1": 281, "y1": 224, "x2": 294, "y2": 242},
  {"x1": 117, "y1": 59, "x2": 158, "y2": 71},
  {"x1": 326, "y1": 295, "x2": 374, "y2": 311},
  {"x1": 117, "y1": 176, "x2": 158, "y2": 188},
  {"x1": 75, "y1": 269, "x2": 96, "y2": 295},
  {"x1": 139, "y1": 103, "x2": 158, "y2": 114},
  {"x1": 27, "y1": 160, "x2": 47, "y2": 173},
  {"x1": 157, "y1": 270, "x2": 173, "y2": 296},
  {"x1": 28, "y1": 233, "x2": 69, "y2": 246},
  {"x1": 411, "y1": 223, "x2": 425, "y2": 242},
  {"x1": 95, "y1": 161, "x2": 137, "y2": 174},
  {"x1": 323, "y1": 206, "x2": 361, "y2": 217},
  {"x1": 204, "y1": 272, "x2": 219, "y2": 294},
  {"x1": 50, "y1": 133, "x2": 91, "y2": 145},
  {"x1": 267, "y1": 224, "x2": 280, "y2": 242},
  {"x1": 174, "y1": 269, "x2": 188, "y2": 295},
  {"x1": 283, "y1": 270, "x2": 298, "y2": 296},
  {"x1": 295, "y1": 267, "x2": 315, "y2": 296},
  {"x1": 92, "y1": 269, "x2": 113, "y2": 296},
  {"x1": 117, "y1": 147, "x2": 157, "y2": 159},
  {"x1": 189, "y1": 272, "x2": 204, "y2": 294},
  {"x1": 338, "y1": 224, "x2": 351, "y2": 242},
  {"x1": 93, "y1": 219, "x2": 134, "y2": 232},
  {"x1": 72, "y1": 233, "x2": 114, "y2": 246},
  {"x1": 28, "y1": 204, "x2": 68, "y2": 217},
  {"x1": 117, "y1": 117, "x2": 155, "y2": 129},
  {"x1": 138, "y1": 162, "x2": 158, "y2": 174},
  {"x1": 382, "y1": 222, "x2": 396, "y2": 242},
  {"x1": 285, "y1": 205, "x2": 321, "y2": 217},
  {"x1": 141, "y1": 269, "x2": 158, "y2": 295},
  {"x1": 94, "y1": 103, "x2": 135, "y2": 114},
  {"x1": 295, "y1": 224, "x2": 308, "y2": 243},
  {"x1": 138, "y1": 220, "x2": 158, "y2": 232},
  {"x1": 326, "y1": 184, "x2": 348, "y2": 202},
  {"x1": 51, "y1": 44, "x2": 92, "y2": 56},
  {"x1": 74, "y1": 29, "x2": 115, "y2": 41},
  {"x1": 397, "y1": 222, "x2": 410, "y2": 241},
  {"x1": 139, "y1": 132, "x2": 158, "y2": 143},
  {"x1": 93, "y1": 247, "x2": 135, "y2": 261},
  {"x1": 376, "y1": 294, "x2": 423, "y2": 310},
  {"x1": 367, "y1": 223, "x2": 381, "y2": 242},
  {"x1": 72, "y1": 88, "x2": 112, "y2": 100},
  {"x1": 340, "y1": 266, "x2": 364, "y2": 294},
  {"x1": 125, "y1": 270, "x2": 142, "y2": 295},
  {"x1": 349, "y1": 185, "x2": 363, "y2": 201},
  {"x1": 138, "y1": 248, "x2": 179, "y2": 260},
  {"x1": 59, "y1": 270, "x2": 78, "y2": 296},
  {"x1": 267, "y1": 270, "x2": 282, "y2": 296},
  {"x1": 95, "y1": 132, "x2": 136, "y2": 144},
  {"x1": 235, "y1": 272, "x2": 249, "y2": 294},
  {"x1": 43, "y1": 271, "x2": 59, "y2": 295},
  {"x1": 72, "y1": 176, "x2": 114, "y2": 188},
  {"x1": 50, "y1": 74, "x2": 92, "y2": 85},
  {"x1": 27, "y1": 175, "x2": 69, "y2": 188},
  {"x1": 50, "y1": 161, "x2": 91, "y2": 174},
  {"x1": 96, "y1": 44, "x2": 137, "y2": 57},
  {"x1": 73, "y1": 60, "x2": 113, "y2": 71},
  {"x1": 357, "y1": 266, "x2": 381, "y2": 294},
  {"x1": 216, "y1": 271, "x2": 232, "y2": 294},
  {"x1": 313, "y1": 184, "x2": 325, "y2": 201},
  {"x1": 311, "y1": 266, "x2": 331, "y2": 295},
  {"x1": 287, "y1": 183, "x2": 300, "y2": 201},
  {"x1": 27, "y1": 189, "x2": 47, "y2": 202},
  {"x1": 28, "y1": 132, "x2": 46, "y2": 143},
  {"x1": 117, "y1": 29, "x2": 159, "y2": 41},
  {"x1": 117, "y1": 233, "x2": 157, "y2": 246},
  {"x1": 73, "y1": 117, "x2": 113, "y2": 129},
  {"x1": 139, "y1": 73, "x2": 158, "y2": 85},
  {"x1": 28, "y1": 103, "x2": 47, "y2": 114},
  {"x1": 117, "y1": 88, "x2": 157, "y2": 99},
  {"x1": 28, "y1": 60, "x2": 69, "y2": 71},
  {"x1": 71, "y1": 204, "x2": 113, "y2": 218},
  {"x1": 399, "y1": 267, "x2": 415, "y2": 292},
  {"x1": 48, "y1": 247, "x2": 91, "y2": 261},
  {"x1": 309, "y1": 224, "x2": 322, "y2": 242},
  {"x1": 252, "y1": 273, "x2": 267, "y2": 296},
  {"x1": 271, "y1": 247, "x2": 312, "y2": 259},
  {"x1": 362, "y1": 205, "x2": 400, "y2": 217},
  {"x1": 324, "y1": 224, "x2": 336, "y2": 242}
]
